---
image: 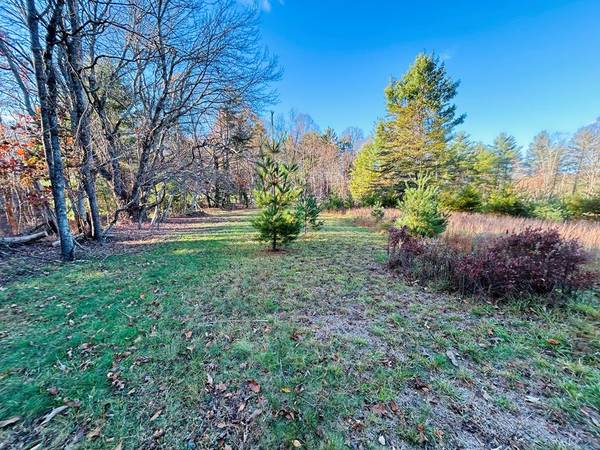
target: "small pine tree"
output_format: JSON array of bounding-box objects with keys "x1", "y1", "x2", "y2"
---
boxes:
[
  {"x1": 252, "y1": 132, "x2": 302, "y2": 250},
  {"x1": 396, "y1": 174, "x2": 447, "y2": 237},
  {"x1": 296, "y1": 192, "x2": 323, "y2": 233},
  {"x1": 370, "y1": 201, "x2": 385, "y2": 222}
]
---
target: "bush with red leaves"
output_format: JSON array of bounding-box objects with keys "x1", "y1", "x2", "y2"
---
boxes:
[{"x1": 388, "y1": 226, "x2": 595, "y2": 301}]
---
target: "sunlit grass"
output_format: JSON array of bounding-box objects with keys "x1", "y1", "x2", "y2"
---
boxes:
[{"x1": 0, "y1": 212, "x2": 598, "y2": 449}]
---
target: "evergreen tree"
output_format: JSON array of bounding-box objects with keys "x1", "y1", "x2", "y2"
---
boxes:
[
  {"x1": 396, "y1": 174, "x2": 447, "y2": 237},
  {"x1": 349, "y1": 141, "x2": 380, "y2": 204},
  {"x1": 377, "y1": 53, "x2": 465, "y2": 194},
  {"x1": 252, "y1": 132, "x2": 302, "y2": 250},
  {"x1": 296, "y1": 191, "x2": 323, "y2": 233},
  {"x1": 491, "y1": 132, "x2": 520, "y2": 183}
]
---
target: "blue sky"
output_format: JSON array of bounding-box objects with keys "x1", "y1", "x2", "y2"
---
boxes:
[{"x1": 253, "y1": 0, "x2": 600, "y2": 148}]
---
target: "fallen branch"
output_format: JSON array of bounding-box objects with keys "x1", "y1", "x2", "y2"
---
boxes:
[
  {"x1": 0, "y1": 230, "x2": 49, "y2": 245},
  {"x1": 52, "y1": 233, "x2": 85, "y2": 248}
]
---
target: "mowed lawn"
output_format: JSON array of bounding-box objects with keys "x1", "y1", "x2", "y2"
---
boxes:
[{"x1": 1, "y1": 211, "x2": 599, "y2": 449}]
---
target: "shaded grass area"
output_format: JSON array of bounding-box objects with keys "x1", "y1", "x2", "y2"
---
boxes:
[{"x1": 0, "y1": 211, "x2": 599, "y2": 449}]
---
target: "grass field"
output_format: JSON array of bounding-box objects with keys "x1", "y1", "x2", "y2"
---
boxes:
[{"x1": 1, "y1": 211, "x2": 599, "y2": 449}]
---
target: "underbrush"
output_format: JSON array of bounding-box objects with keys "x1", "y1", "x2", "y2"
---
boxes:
[{"x1": 388, "y1": 226, "x2": 596, "y2": 302}]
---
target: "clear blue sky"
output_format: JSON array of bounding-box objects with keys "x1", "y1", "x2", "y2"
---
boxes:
[{"x1": 254, "y1": 0, "x2": 600, "y2": 148}]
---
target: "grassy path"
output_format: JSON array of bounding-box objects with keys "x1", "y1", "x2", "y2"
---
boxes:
[{"x1": 1, "y1": 211, "x2": 598, "y2": 449}]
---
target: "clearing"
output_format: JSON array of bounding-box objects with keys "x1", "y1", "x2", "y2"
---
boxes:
[{"x1": 0, "y1": 211, "x2": 598, "y2": 449}]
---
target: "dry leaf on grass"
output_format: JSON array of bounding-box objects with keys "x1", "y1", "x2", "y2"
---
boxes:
[
  {"x1": 247, "y1": 379, "x2": 260, "y2": 393},
  {"x1": 47, "y1": 386, "x2": 58, "y2": 396},
  {"x1": 388, "y1": 400, "x2": 400, "y2": 413},
  {"x1": 292, "y1": 439, "x2": 302, "y2": 447},
  {"x1": 153, "y1": 428, "x2": 164, "y2": 439},
  {"x1": 87, "y1": 426, "x2": 102, "y2": 440},
  {"x1": 371, "y1": 403, "x2": 387, "y2": 416},
  {"x1": 41, "y1": 405, "x2": 69, "y2": 425},
  {"x1": 0, "y1": 416, "x2": 20, "y2": 428},
  {"x1": 445, "y1": 349, "x2": 459, "y2": 367}
]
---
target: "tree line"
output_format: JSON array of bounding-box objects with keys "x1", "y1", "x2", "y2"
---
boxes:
[{"x1": 349, "y1": 53, "x2": 600, "y2": 220}]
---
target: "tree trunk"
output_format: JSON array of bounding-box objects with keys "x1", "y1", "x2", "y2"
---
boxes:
[
  {"x1": 26, "y1": 0, "x2": 74, "y2": 261},
  {"x1": 64, "y1": 0, "x2": 103, "y2": 241}
]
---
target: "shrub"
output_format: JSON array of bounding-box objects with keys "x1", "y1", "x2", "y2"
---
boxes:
[
  {"x1": 482, "y1": 188, "x2": 530, "y2": 217},
  {"x1": 321, "y1": 194, "x2": 345, "y2": 211},
  {"x1": 296, "y1": 193, "x2": 323, "y2": 233},
  {"x1": 370, "y1": 201, "x2": 385, "y2": 222},
  {"x1": 388, "y1": 226, "x2": 593, "y2": 301},
  {"x1": 396, "y1": 175, "x2": 447, "y2": 237},
  {"x1": 530, "y1": 199, "x2": 571, "y2": 221},
  {"x1": 441, "y1": 184, "x2": 482, "y2": 212},
  {"x1": 460, "y1": 228, "x2": 591, "y2": 298},
  {"x1": 564, "y1": 194, "x2": 600, "y2": 220},
  {"x1": 388, "y1": 227, "x2": 457, "y2": 286}
]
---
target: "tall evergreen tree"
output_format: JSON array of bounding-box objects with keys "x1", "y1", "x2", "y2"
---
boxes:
[
  {"x1": 376, "y1": 53, "x2": 465, "y2": 194},
  {"x1": 349, "y1": 141, "x2": 380, "y2": 204},
  {"x1": 491, "y1": 132, "x2": 520, "y2": 183}
]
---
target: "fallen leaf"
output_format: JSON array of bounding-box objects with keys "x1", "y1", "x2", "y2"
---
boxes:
[
  {"x1": 290, "y1": 330, "x2": 302, "y2": 341},
  {"x1": 150, "y1": 409, "x2": 162, "y2": 421},
  {"x1": 0, "y1": 416, "x2": 20, "y2": 428},
  {"x1": 412, "y1": 377, "x2": 430, "y2": 391},
  {"x1": 525, "y1": 395, "x2": 541, "y2": 404},
  {"x1": 184, "y1": 330, "x2": 192, "y2": 340},
  {"x1": 247, "y1": 408, "x2": 262, "y2": 422},
  {"x1": 206, "y1": 373, "x2": 213, "y2": 385},
  {"x1": 434, "y1": 429, "x2": 444, "y2": 441},
  {"x1": 47, "y1": 386, "x2": 59, "y2": 396},
  {"x1": 216, "y1": 383, "x2": 227, "y2": 392},
  {"x1": 547, "y1": 338, "x2": 560, "y2": 346},
  {"x1": 281, "y1": 387, "x2": 292, "y2": 393},
  {"x1": 237, "y1": 402, "x2": 246, "y2": 413},
  {"x1": 371, "y1": 403, "x2": 387, "y2": 416},
  {"x1": 388, "y1": 400, "x2": 400, "y2": 413},
  {"x1": 445, "y1": 350, "x2": 459, "y2": 367},
  {"x1": 378, "y1": 435, "x2": 386, "y2": 445},
  {"x1": 41, "y1": 405, "x2": 69, "y2": 425},
  {"x1": 248, "y1": 379, "x2": 260, "y2": 393},
  {"x1": 153, "y1": 428, "x2": 164, "y2": 439},
  {"x1": 87, "y1": 426, "x2": 102, "y2": 440},
  {"x1": 292, "y1": 439, "x2": 302, "y2": 447}
]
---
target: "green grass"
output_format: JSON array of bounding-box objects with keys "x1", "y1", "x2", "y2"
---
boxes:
[{"x1": 1, "y1": 211, "x2": 598, "y2": 449}]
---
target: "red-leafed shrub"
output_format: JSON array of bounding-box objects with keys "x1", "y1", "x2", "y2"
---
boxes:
[{"x1": 388, "y1": 226, "x2": 595, "y2": 301}]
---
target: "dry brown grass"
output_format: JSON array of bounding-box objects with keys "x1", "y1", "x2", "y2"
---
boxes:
[
  {"x1": 328, "y1": 207, "x2": 401, "y2": 228},
  {"x1": 335, "y1": 208, "x2": 600, "y2": 253},
  {"x1": 447, "y1": 212, "x2": 600, "y2": 251}
]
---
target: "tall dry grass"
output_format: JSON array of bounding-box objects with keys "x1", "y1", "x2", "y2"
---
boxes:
[
  {"x1": 446, "y1": 212, "x2": 600, "y2": 251},
  {"x1": 334, "y1": 208, "x2": 600, "y2": 252}
]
